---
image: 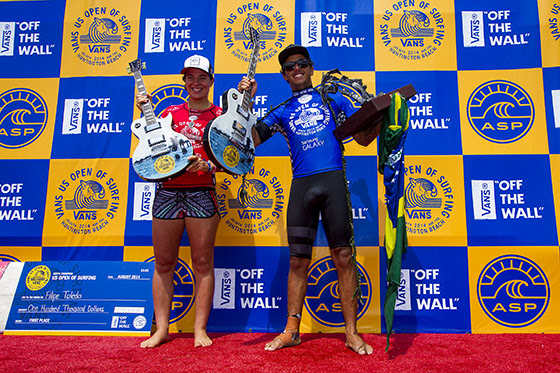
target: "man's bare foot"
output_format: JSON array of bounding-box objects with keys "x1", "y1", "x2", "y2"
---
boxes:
[
  {"x1": 194, "y1": 329, "x2": 212, "y2": 347},
  {"x1": 264, "y1": 328, "x2": 301, "y2": 351},
  {"x1": 345, "y1": 333, "x2": 373, "y2": 355},
  {"x1": 140, "y1": 330, "x2": 170, "y2": 348}
]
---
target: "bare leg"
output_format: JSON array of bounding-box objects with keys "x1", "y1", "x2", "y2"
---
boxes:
[
  {"x1": 331, "y1": 246, "x2": 373, "y2": 355},
  {"x1": 265, "y1": 256, "x2": 310, "y2": 351},
  {"x1": 141, "y1": 218, "x2": 185, "y2": 348},
  {"x1": 185, "y1": 214, "x2": 219, "y2": 347}
]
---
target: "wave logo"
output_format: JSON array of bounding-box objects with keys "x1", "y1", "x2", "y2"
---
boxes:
[
  {"x1": 54, "y1": 168, "x2": 120, "y2": 235},
  {"x1": 467, "y1": 80, "x2": 534, "y2": 143},
  {"x1": 71, "y1": 7, "x2": 132, "y2": 66},
  {"x1": 146, "y1": 257, "x2": 195, "y2": 324},
  {"x1": 223, "y1": 4, "x2": 287, "y2": 62},
  {"x1": 478, "y1": 255, "x2": 550, "y2": 327},
  {"x1": 0, "y1": 88, "x2": 48, "y2": 149},
  {"x1": 405, "y1": 178, "x2": 442, "y2": 210},
  {"x1": 304, "y1": 257, "x2": 371, "y2": 327},
  {"x1": 66, "y1": 180, "x2": 107, "y2": 210},
  {"x1": 0, "y1": 254, "x2": 20, "y2": 262},
  {"x1": 404, "y1": 164, "x2": 455, "y2": 235},
  {"x1": 380, "y1": 3, "x2": 445, "y2": 61},
  {"x1": 392, "y1": 10, "x2": 433, "y2": 38},
  {"x1": 216, "y1": 168, "x2": 285, "y2": 235},
  {"x1": 150, "y1": 84, "x2": 189, "y2": 116}
]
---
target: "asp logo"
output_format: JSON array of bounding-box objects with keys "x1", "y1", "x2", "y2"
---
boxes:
[
  {"x1": 0, "y1": 88, "x2": 48, "y2": 149},
  {"x1": 70, "y1": 6, "x2": 132, "y2": 66},
  {"x1": 0, "y1": 254, "x2": 20, "y2": 262},
  {"x1": 467, "y1": 80, "x2": 534, "y2": 143},
  {"x1": 477, "y1": 255, "x2": 550, "y2": 327},
  {"x1": 223, "y1": 3, "x2": 287, "y2": 62},
  {"x1": 379, "y1": 2, "x2": 446, "y2": 61},
  {"x1": 304, "y1": 257, "x2": 371, "y2": 327},
  {"x1": 150, "y1": 84, "x2": 189, "y2": 117},
  {"x1": 146, "y1": 257, "x2": 195, "y2": 324}
]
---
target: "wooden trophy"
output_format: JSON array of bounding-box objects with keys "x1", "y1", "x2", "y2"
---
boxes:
[{"x1": 333, "y1": 84, "x2": 417, "y2": 146}]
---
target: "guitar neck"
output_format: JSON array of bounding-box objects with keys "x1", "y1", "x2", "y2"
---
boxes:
[
  {"x1": 132, "y1": 70, "x2": 158, "y2": 127},
  {"x1": 241, "y1": 41, "x2": 259, "y2": 111}
]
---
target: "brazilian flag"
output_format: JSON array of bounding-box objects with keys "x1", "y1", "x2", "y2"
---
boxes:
[{"x1": 378, "y1": 92, "x2": 409, "y2": 352}]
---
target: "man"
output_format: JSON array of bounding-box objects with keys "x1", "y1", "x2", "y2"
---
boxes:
[{"x1": 238, "y1": 44, "x2": 373, "y2": 355}]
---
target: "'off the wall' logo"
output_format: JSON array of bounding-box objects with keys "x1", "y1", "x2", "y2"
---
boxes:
[
  {"x1": 146, "y1": 257, "x2": 195, "y2": 324},
  {"x1": 53, "y1": 168, "x2": 120, "y2": 235},
  {"x1": 404, "y1": 164, "x2": 454, "y2": 235},
  {"x1": 467, "y1": 80, "x2": 534, "y2": 144},
  {"x1": 70, "y1": 6, "x2": 132, "y2": 66},
  {"x1": 478, "y1": 255, "x2": 550, "y2": 327},
  {"x1": 216, "y1": 167, "x2": 285, "y2": 235},
  {"x1": 0, "y1": 88, "x2": 47, "y2": 149},
  {"x1": 223, "y1": 3, "x2": 287, "y2": 62},
  {"x1": 304, "y1": 257, "x2": 371, "y2": 326},
  {"x1": 379, "y1": 1, "x2": 446, "y2": 61}
]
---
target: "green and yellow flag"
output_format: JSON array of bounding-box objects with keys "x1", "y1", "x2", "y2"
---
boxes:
[{"x1": 378, "y1": 92, "x2": 409, "y2": 352}]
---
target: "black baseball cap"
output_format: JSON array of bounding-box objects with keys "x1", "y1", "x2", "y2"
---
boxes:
[{"x1": 278, "y1": 44, "x2": 311, "y2": 66}]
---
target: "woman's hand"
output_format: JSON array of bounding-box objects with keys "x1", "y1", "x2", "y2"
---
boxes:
[{"x1": 186, "y1": 155, "x2": 213, "y2": 173}]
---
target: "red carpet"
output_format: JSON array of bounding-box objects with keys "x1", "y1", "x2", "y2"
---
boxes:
[{"x1": 1, "y1": 333, "x2": 559, "y2": 372}]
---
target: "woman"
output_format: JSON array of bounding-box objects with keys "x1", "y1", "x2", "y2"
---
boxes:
[{"x1": 137, "y1": 54, "x2": 221, "y2": 348}]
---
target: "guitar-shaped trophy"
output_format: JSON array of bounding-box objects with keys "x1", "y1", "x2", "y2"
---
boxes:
[
  {"x1": 128, "y1": 59, "x2": 194, "y2": 181},
  {"x1": 203, "y1": 27, "x2": 259, "y2": 175}
]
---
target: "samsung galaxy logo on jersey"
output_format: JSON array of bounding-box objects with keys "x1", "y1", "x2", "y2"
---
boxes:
[
  {"x1": 133, "y1": 182, "x2": 155, "y2": 221},
  {"x1": 471, "y1": 180, "x2": 497, "y2": 220},
  {"x1": 144, "y1": 18, "x2": 165, "y2": 53},
  {"x1": 62, "y1": 99, "x2": 84, "y2": 135},
  {"x1": 0, "y1": 22, "x2": 15, "y2": 56},
  {"x1": 213, "y1": 268, "x2": 236, "y2": 309},
  {"x1": 462, "y1": 11, "x2": 485, "y2": 47},
  {"x1": 301, "y1": 12, "x2": 322, "y2": 47}
]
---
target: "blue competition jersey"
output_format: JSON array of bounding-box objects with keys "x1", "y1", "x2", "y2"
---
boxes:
[{"x1": 258, "y1": 87, "x2": 358, "y2": 178}]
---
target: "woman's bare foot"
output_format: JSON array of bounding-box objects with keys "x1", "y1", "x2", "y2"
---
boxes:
[
  {"x1": 140, "y1": 330, "x2": 170, "y2": 348},
  {"x1": 194, "y1": 329, "x2": 212, "y2": 347},
  {"x1": 345, "y1": 333, "x2": 373, "y2": 355}
]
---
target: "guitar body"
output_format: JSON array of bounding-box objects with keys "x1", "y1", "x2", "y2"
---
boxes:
[
  {"x1": 203, "y1": 88, "x2": 256, "y2": 175},
  {"x1": 131, "y1": 114, "x2": 194, "y2": 181},
  {"x1": 203, "y1": 26, "x2": 260, "y2": 176},
  {"x1": 127, "y1": 58, "x2": 194, "y2": 181}
]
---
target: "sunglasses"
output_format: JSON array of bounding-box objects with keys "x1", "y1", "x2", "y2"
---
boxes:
[{"x1": 282, "y1": 59, "x2": 313, "y2": 72}]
